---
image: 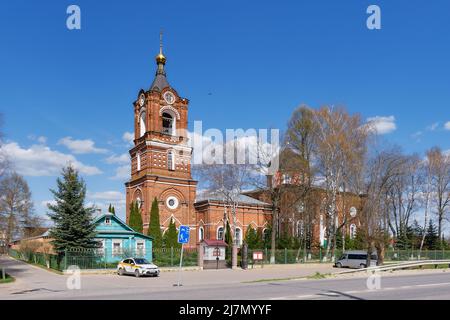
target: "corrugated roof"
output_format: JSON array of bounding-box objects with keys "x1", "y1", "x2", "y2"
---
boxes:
[{"x1": 195, "y1": 192, "x2": 270, "y2": 206}]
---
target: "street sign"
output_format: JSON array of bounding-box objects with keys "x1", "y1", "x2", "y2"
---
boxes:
[
  {"x1": 253, "y1": 251, "x2": 263, "y2": 260},
  {"x1": 213, "y1": 247, "x2": 221, "y2": 257},
  {"x1": 174, "y1": 225, "x2": 189, "y2": 287},
  {"x1": 178, "y1": 225, "x2": 190, "y2": 244}
]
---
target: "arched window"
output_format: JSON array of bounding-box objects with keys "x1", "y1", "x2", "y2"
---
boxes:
[
  {"x1": 199, "y1": 227, "x2": 204, "y2": 241},
  {"x1": 162, "y1": 112, "x2": 174, "y2": 135},
  {"x1": 350, "y1": 224, "x2": 357, "y2": 240},
  {"x1": 136, "y1": 197, "x2": 142, "y2": 209},
  {"x1": 137, "y1": 152, "x2": 141, "y2": 171},
  {"x1": 167, "y1": 150, "x2": 175, "y2": 171},
  {"x1": 139, "y1": 112, "x2": 146, "y2": 137},
  {"x1": 217, "y1": 227, "x2": 224, "y2": 241},
  {"x1": 235, "y1": 227, "x2": 242, "y2": 246}
]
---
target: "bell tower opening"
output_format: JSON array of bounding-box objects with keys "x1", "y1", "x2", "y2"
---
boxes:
[{"x1": 162, "y1": 112, "x2": 174, "y2": 135}]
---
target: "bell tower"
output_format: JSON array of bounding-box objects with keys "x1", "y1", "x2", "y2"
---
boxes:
[{"x1": 125, "y1": 33, "x2": 198, "y2": 246}]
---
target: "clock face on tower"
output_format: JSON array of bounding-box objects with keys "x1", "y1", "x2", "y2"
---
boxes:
[
  {"x1": 138, "y1": 94, "x2": 145, "y2": 107},
  {"x1": 163, "y1": 91, "x2": 175, "y2": 105}
]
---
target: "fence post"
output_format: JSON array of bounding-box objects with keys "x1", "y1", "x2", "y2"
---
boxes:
[
  {"x1": 104, "y1": 248, "x2": 107, "y2": 269},
  {"x1": 1, "y1": 267, "x2": 5, "y2": 280},
  {"x1": 64, "y1": 249, "x2": 67, "y2": 271},
  {"x1": 319, "y1": 247, "x2": 322, "y2": 262},
  {"x1": 284, "y1": 248, "x2": 287, "y2": 264},
  {"x1": 171, "y1": 247, "x2": 174, "y2": 267},
  {"x1": 265, "y1": 248, "x2": 268, "y2": 264}
]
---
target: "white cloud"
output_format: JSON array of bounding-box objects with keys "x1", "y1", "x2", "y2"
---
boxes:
[
  {"x1": 412, "y1": 131, "x2": 423, "y2": 142},
  {"x1": 427, "y1": 122, "x2": 440, "y2": 131},
  {"x1": 111, "y1": 165, "x2": 130, "y2": 180},
  {"x1": 58, "y1": 137, "x2": 108, "y2": 154},
  {"x1": 105, "y1": 153, "x2": 129, "y2": 165},
  {"x1": 122, "y1": 131, "x2": 134, "y2": 146},
  {"x1": 0, "y1": 142, "x2": 102, "y2": 176},
  {"x1": 41, "y1": 200, "x2": 57, "y2": 207},
  {"x1": 86, "y1": 191, "x2": 127, "y2": 219},
  {"x1": 366, "y1": 116, "x2": 397, "y2": 135},
  {"x1": 27, "y1": 135, "x2": 47, "y2": 144},
  {"x1": 445, "y1": 121, "x2": 450, "y2": 131},
  {"x1": 88, "y1": 191, "x2": 125, "y2": 202}
]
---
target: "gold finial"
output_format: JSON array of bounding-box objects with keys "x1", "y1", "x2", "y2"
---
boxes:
[{"x1": 156, "y1": 30, "x2": 166, "y2": 65}]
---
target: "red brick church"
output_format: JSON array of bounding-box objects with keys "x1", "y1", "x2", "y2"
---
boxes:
[{"x1": 125, "y1": 38, "x2": 272, "y2": 247}]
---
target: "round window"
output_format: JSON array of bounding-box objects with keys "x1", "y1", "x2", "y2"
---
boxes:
[{"x1": 166, "y1": 196, "x2": 179, "y2": 210}]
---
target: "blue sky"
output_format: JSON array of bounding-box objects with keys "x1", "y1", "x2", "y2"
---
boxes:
[{"x1": 0, "y1": 0, "x2": 449, "y2": 222}]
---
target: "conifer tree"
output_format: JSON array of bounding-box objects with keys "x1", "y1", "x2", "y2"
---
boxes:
[
  {"x1": 147, "y1": 198, "x2": 163, "y2": 248},
  {"x1": 224, "y1": 220, "x2": 232, "y2": 245},
  {"x1": 425, "y1": 219, "x2": 439, "y2": 250},
  {"x1": 128, "y1": 201, "x2": 143, "y2": 233},
  {"x1": 108, "y1": 204, "x2": 116, "y2": 215},
  {"x1": 163, "y1": 218, "x2": 181, "y2": 249},
  {"x1": 244, "y1": 226, "x2": 262, "y2": 249},
  {"x1": 47, "y1": 165, "x2": 97, "y2": 251}
]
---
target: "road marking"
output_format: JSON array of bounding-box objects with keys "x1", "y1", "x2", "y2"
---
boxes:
[{"x1": 269, "y1": 281, "x2": 450, "y2": 300}]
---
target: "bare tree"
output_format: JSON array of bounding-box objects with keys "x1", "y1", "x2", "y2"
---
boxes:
[
  {"x1": 0, "y1": 172, "x2": 35, "y2": 245},
  {"x1": 427, "y1": 147, "x2": 450, "y2": 246},
  {"x1": 311, "y1": 106, "x2": 369, "y2": 260},
  {"x1": 194, "y1": 140, "x2": 254, "y2": 267},
  {"x1": 386, "y1": 153, "x2": 421, "y2": 243},
  {"x1": 358, "y1": 149, "x2": 406, "y2": 265},
  {"x1": 285, "y1": 106, "x2": 317, "y2": 260},
  {"x1": 0, "y1": 113, "x2": 9, "y2": 180},
  {"x1": 419, "y1": 150, "x2": 434, "y2": 255}
]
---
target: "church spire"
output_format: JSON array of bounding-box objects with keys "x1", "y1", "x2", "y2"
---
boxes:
[
  {"x1": 150, "y1": 30, "x2": 170, "y2": 91},
  {"x1": 155, "y1": 30, "x2": 166, "y2": 67}
]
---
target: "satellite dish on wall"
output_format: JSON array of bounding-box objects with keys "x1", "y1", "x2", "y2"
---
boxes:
[{"x1": 350, "y1": 207, "x2": 357, "y2": 218}]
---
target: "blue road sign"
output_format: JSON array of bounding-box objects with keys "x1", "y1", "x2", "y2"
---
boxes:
[{"x1": 178, "y1": 225, "x2": 190, "y2": 244}]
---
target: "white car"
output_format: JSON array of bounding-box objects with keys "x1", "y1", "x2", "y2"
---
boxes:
[{"x1": 117, "y1": 258, "x2": 160, "y2": 277}]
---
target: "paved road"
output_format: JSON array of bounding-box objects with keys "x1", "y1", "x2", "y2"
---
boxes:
[{"x1": 1, "y1": 255, "x2": 450, "y2": 300}]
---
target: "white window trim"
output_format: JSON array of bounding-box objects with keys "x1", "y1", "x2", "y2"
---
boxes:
[
  {"x1": 235, "y1": 227, "x2": 242, "y2": 246},
  {"x1": 168, "y1": 150, "x2": 175, "y2": 171},
  {"x1": 105, "y1": 217, "x2": 111, "y2": 225},
  {"x1": 112, "y1": 239, "x2": 123, "y2": 256},
  {"x1": 161, "y1": 108, "x2": 177, "y2": 136},
  {"x1": 217, "y1": 226, "x2": 224, "y2": 241},
  {"x1": 135, "y1": 240, "x2": 145, "y2": 254},
  {"x1": 199, "y1": 227, "x2": 204, "y2": 241},
  {"x1": 139, "y1": 111, "x2": 146, "y2": 137},
  {"x1": 137, "y1": 152, "x2": 141, "y2": 171}
]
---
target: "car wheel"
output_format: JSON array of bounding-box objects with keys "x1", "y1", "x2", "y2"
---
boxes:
[
  {"x1": 118, "y1": 268, "x2": 124, "y2": 276},
  {"x1": 359, "y1": 264, "x2": 366, "y2": 269},
  {"x1": 135, "y1": 269, "x2": 140, "y2": 278},
  {"x1": 336, "y1": 262, "x2": 342, "y2": 268}
]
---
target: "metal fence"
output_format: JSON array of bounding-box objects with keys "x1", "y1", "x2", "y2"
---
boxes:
[
  {"x1": 8, "y1": 247, "x2": 199, "y2": 270},
  {"x1": 244, "y1": 248, "x2": 450, "y2": 265},
  {"x1": 61, "y1": 247, "x2": 199, "y2": 269},
  {"x1": 10, "y1": 247, "x2": 450, "y2": 271},
  {"x1": 9, "y1": 248, "x2": 62, "y2": 271}
]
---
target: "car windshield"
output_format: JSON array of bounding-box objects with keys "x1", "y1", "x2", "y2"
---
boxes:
[{"x1": 134, "y1": 258, "x2": 150, "y2": 264}]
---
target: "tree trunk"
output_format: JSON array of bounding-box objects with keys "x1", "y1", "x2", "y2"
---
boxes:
[
  {"x1": 270, "y1": 204, "x2": 278, "y2": 264},
  {"x1": 375, "y1": 242, "x2": 385, "y2": 266}
]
